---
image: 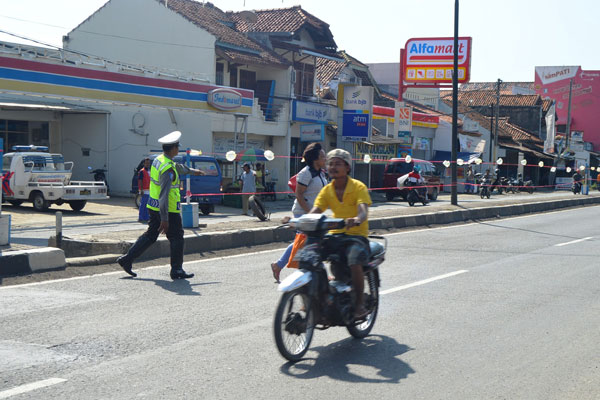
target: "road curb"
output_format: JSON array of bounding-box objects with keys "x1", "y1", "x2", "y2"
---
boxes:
[
  {"x1": 0, "y1": 247, "x2": 66, "y2": 275},
  {"x1": 64, "y1": 196, "x2": 600, "y2": 266},
  {"x1": 4, "y1": 196, "x2": 599, "y2": 271}
]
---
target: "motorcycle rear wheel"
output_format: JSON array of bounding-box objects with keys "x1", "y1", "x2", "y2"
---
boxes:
[
  {"x1": 480, "y1": 188, "x2": 485, "y2": 199},
  {"x1": 347, "y1": 270, "x2": 379, "y2": 339},
  {"x1": 274, "y1": 289, "x2": 315, "y2": 362}
]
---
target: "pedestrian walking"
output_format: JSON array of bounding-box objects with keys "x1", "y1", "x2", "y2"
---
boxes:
[
  {"x1": 137, "y1": 157, "x2": 151, "y2": 222},
  {"x1": 117, "y1": 130, "x2": 205, "y2": 279},
  {"x1": 239, "y1": 162, "x2": 256, "y2": 216},
  {"x1": 466, "y1": 165, "x2": 474, "y2": 194},
  {"x1": 270, "y1": 142, "x2": 327, "y2": 282}
]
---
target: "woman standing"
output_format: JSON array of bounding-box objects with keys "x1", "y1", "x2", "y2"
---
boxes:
[{"x1": 270, "y1": 142, "x2": 327, "y2": 282}]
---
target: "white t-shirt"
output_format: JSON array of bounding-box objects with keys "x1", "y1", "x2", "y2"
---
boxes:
[
  {"x1": 240, "y1": 170, "x2": 256, "y2": 193},
  {"x1": 292, "y1": 166, "x2": 327, "y2": 216}
]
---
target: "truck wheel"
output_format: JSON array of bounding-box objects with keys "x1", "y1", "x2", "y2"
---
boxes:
[
  {"x1": 249, "y1": 195, "x2": 267, "y2": 221},
  {"x1": 32, "y1": 192, "x2": 49, "y2": 211},
  {"x1": 9, "y1": 200, "x2": 24, "y2": 206},
  {"x1": 69, "y1": 200, "x2": 87, "y2": 212},
  {"x1": 200, "y1": 204, "x2": 211, "y2": 215}
]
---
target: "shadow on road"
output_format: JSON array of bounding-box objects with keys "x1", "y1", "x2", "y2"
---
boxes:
[
  {"x1": 279, "y1": 335, "x2": 415, "y2": 383},
  {"x1": 129, "y1": 277, "x2": 220, "y2": 296}
]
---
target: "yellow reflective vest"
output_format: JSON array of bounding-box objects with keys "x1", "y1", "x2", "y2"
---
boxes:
[{"x1": 147, "y1": 154, "x2": 180, "y2": 213}]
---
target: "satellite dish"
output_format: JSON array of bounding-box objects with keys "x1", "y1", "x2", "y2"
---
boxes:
[{"x1": 238, "y1": 10, "x2": 257, "y2": 24}]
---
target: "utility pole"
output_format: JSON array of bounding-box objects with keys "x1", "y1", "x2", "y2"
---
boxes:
[
  {"x1": 450, "y1": 0, "x2": 459, "y2": 205},
  {"x1": 492, "y1": 78, "x2": 502, "y2": 164},
  {"x1": 488, "y1": 103, "x2": 494, "y2": 163},
  {"x1": 565, "y1": 78, "x2": 573, "y2": 151}
]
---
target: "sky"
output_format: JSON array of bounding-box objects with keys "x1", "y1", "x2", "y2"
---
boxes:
[{"x1": 0, "y1": 0, "x2": 598, "y2": 82}]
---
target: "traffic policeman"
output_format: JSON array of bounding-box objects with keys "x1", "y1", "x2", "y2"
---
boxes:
[{"x1": 117, "y1": 131, "x2": 205, "y2": 279}]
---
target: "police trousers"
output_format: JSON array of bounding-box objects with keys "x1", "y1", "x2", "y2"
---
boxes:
[{"x1": 124, "y1": 209, "x2": 184, "y2": 269}]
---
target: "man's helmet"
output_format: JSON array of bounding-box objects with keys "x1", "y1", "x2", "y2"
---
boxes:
[{"x1": 413, "y1": 165, "x2": 421, "y2": 173}]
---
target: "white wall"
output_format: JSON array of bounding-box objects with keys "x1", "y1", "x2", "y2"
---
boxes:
[
  {"x1": 62, "y1": 113, "x2": 108, "y2": 181},
  {"x1": 65, "y1": 0, "x2": 216, "y2": 80}
]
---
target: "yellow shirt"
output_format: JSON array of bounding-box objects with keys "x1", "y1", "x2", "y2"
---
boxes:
[{"x1": 314, "y1": 176, "x2": 372, "y2": 237}]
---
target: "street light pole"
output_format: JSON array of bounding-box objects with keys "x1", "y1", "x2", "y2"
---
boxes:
[{"x1": 451, "y1": 0, "x2": 459, "y2": 205}]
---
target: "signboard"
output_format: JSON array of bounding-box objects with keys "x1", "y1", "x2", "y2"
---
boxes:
[
  {"x1": 300, "y1": 123, "x2": 325, "y2": 142},
  {"x1": 398, "y1": 144, "x2": 412, "y2": 157},
  {"x1": 343, "y1": 111, "x2": 370, "y2": 141},
  {"x1": 398, "y1": 130, "x2": 412, "y2": 146},
  {"x1": 404, "y1": 37, "x2": 472, "y2": 84},
  {"x1": 292, "y1": 100, "x2": 336, "y2": 124},
  {"x1": 395, "y1": 104, "x2": 412, "y2": 136},
  {"x1": 412, "y1": 112, "x2": 439, "y2": 128},
  {"x1": 207, "y1": 88, "x2": 243, "y2": 111},
  {"x1": 535, "y1": 65, "x2": 600, "y2": 152},
  {"x1": 342, "y1": 86, "x2": 373, "y2": 141},
  {"x1": 354, "y1": 142, "x2": 397, "y2": 164},
  {"x1": 213, "y1": 138, "x2": 265, "y2": 158},
  {"x1": 571, "y1": 131, "x2": 584, "y2": 142}
]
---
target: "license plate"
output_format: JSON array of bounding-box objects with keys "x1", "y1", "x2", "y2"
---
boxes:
[{"x1": 80, "y1": 189, "x2": 91, "y2": 195}]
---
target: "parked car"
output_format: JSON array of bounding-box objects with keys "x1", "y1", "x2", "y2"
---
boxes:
[
  {"x1": 383, "y1": 158, "x2": 441, "y2": 201},
  {"x1": 131, "y1": 153, "x2": 222, "y2": 215}
]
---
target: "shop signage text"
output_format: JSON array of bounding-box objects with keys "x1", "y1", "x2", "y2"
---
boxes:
[
  {"x1": 208, "y1": 88, "x2": 243, "y2": 111},
  {"x1": 300, "y1": 124, "x2": 325, "y2": 142},
  {"x1": 403, "y1": 37, "x2": 472, "y2": 84},
  {"x1": 354, "y1": 142, "x2": 397, "y2": 164},
  {"x1": 292, "y1": 100, "x2": 335, "y2": 124},
  {"x1": 342, "y1": 86, "x2": 373, "y2": 141}
]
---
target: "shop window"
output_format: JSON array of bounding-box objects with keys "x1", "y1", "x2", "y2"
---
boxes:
[
  {"x1": 239, "y1": 69, "x2": 256, "y2": 91},
  {"x1": 216, "y1": 62, "x2": 224, "y2": 86},
  {"x1": 229, "y1": 66, "x2": 237, "y2": 88}
]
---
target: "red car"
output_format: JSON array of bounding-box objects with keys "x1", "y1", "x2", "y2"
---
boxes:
[{"x1": 383, "y1": 158, "x2": 442, "y2": 201}]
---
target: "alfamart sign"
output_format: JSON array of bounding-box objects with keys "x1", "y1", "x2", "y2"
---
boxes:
[{"x1": 403, "y1": 37, "x2": 472, "y2": 84}]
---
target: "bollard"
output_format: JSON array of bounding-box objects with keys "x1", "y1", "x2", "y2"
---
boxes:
[{"x1": 56, "y1": 211, "x2": 63, "y2": 248}]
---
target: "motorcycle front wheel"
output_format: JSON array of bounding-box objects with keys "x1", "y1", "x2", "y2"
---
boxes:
[
  {"x1": 274, "y1": 289, "x2": 315, "y2": 362},
  {"x1": 480, "y1": 188, "x2": 485, "y2": 199},
  {"x1": 347, "y1": 269, "x2": 379, "y2": 339}
]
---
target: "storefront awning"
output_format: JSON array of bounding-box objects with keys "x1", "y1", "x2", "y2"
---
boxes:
[{"x1": 0, "y1": 101, "x2": 109, "y2": 113}]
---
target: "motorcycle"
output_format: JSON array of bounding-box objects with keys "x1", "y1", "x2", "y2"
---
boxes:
[
  {"x1": 478, "y1": 175, "x2": 491, "y2": 199},
  {"x1": 89, "y1": 166, "x2": 109, "y2": 193},
  {"x1": 274, "y1": 214, "x2": 386, "y2": 362},
  {"x1": 406, "y1": 182, "x2": 428, "y2": 206},
  {"x1": 492, "y1": 176, "x2": 508, "y2": 194}
]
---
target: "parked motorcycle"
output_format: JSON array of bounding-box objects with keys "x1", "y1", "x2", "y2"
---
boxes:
[
  {"x1": 274, "y1": 214, "x2": 386, "y2": 362},
  {"x1": 89, "y1": 166, "x2": 109, "y2": 193},
  {"x1": 493, "y1": 176, "x2": 508, "y2": 194}
]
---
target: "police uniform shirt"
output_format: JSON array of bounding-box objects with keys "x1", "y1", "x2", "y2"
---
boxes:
[{"x1": 158, "y1": 160, "x2": 193, "y2": 221}]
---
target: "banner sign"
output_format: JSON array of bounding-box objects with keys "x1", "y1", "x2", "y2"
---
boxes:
[
  {"x1": 292, "y1": 100, "x2": 336, "y2": 124},
  {"x1": 398, "y1": 130, "x2": 412, "y2": 145},
  {"x1": 395, "y1": 104, "x2": 413, "y2": 136},
  {"x1": 398, "y1": 144, "x2": 412, "y2": 157},
  {"x1": 342, "y1": 86, "x2": 373, "y2": 141},
  {"x1": 403, "y1": 37, "x2": 472, "y2": 84},
  {"x1": 300, "y1": 123, "x2": 325, "y2": 142},
  {"x1": 354, "y1": 142, "x2": 397, "y2": 164},
  {"x1": 544, "y1": 102, "x2": 556, "y2": 154}
]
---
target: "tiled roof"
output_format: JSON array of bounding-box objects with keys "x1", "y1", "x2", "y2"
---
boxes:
[
  {"x1": 163, "y1": 0, "x2": 288, "y2": 67},
  {"x1": 316, "y1": 57, "x2": 346, "y2": 86},
  {"x1": 229, "y1": 6, "x2": 329, "y2": 34},
  {"x1": 541, "y1": 98, "x2": 553, "y2": 113},
  {"x1": 442, "y1": 90, "x2": 543, "y2": 107},
  {"x1": 460, "y1": 82, "x2": 536, "y2": 92}
]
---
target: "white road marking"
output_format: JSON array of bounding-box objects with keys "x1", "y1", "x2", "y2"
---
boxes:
[
  {"x1": 0, "y1": 378, "x2": 66, "y2": 399},
  {"x1": 380, "y1": 270, "x2": 469, "y2": 295},
  {"x1": 554, "y1": 237, "x2": 593, "y2": 247}
]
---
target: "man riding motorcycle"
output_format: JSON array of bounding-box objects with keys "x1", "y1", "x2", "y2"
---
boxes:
[
  {"x1": 406, "y1": 165, "x2": 428, "y2": 202},
  {"x1": 309, "y1": 148, "x2": 372, "y2": 320}
]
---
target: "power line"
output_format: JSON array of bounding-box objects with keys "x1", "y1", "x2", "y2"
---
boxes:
[{"x1": 0, "y1": 14, "x2": 68, "y2": 30}]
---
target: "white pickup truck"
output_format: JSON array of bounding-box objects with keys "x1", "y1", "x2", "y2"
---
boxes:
[{"x1": 1, "y1": 146, "x2": 108, "y2": 211}]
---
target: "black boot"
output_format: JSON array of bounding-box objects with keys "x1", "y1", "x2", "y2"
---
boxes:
[
  {"x1": 117, "y1": 255, "x2": 137, "y2": 277},
  {"x1": 170, "y1": 269, "x2": 194, "y2": 280}
]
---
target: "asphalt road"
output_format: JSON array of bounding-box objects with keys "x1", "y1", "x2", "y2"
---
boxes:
[{"x1": 0, "y1": 206, "x2": 598, "y2": 399}]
